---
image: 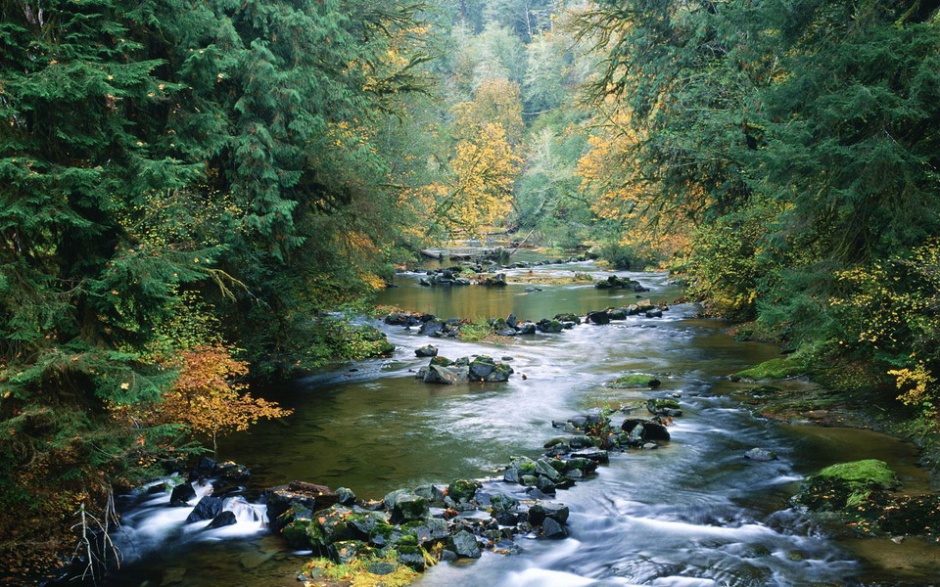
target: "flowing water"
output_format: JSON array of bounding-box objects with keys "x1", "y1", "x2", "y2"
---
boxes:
[{"x1": 106, "y1": 257, "x2": 939, "y2": 587}]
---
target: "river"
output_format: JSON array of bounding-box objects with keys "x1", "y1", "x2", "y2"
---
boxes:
[{"x1": 105, "y1": 256, "x2": 938, "y2": 587}]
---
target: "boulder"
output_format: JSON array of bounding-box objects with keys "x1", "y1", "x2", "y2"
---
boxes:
[
  {"x1": 169, "y1": 483, "x2": 197, "y2": 507},
  {"x1": 423, "y1": 364, "x2": 468, "y2": 385},
  {"x1": 447, "y1": 530, "x2": 482, "y2": 559},
  {"x1": 517, "y1": 323, "x2": 537, "y2": 335},
  {"x1": 206, "y1": 510, "x2": 238, "y2": 529},
  {"x1": 447, "y1": 479, "x2": 481, "y2": 503},
  {"x1": 744, "y1": 448, "x2": 778, "y2": 462},
  {"x1": 554, "y1": 313, "x2": 581, "y2": 324},
  {"x1": 587, "y1": 310, "x2": 610, "y2": 325},
  {"x1": 188, "y1": 456, "x2": 218, "y2": 481},
  {"x1": 792, "y1": 459, "x2": 900, "y2": 512},
  {"x1": 346, "y1": 510, "x2": 390, "y2": 540},
  {"x1": 264, "y1": 481, "x2": 340, "y2": 532},
  {"x1": 527, "y1": 501, "x2": 570, "y2": 526},
  {"x1": 384, "y1": 490, "x2": 430, "y2": 523},
  {"x1": 186, "y1": 496, "x2": 224, "y2": 524},
  {"x1": 419, "y1": 320, "x2": 445, "y2": 336},
  {"x1": 647, "y1": 398, "x2": 682, "y2": 417},
  {"x1": 415, "y1": 344, "x2": 438, "y2": 357},
  {"x1": 537, "y1": 319, "x2": 564, "y2": 333},
  {"x1": 541, "y1": 516, "x2": 568, "y2": 539},
  {"x1": 468, "y1": 356, "x2": 513, "y2": 382},
  {"x1": 570, "y1": 448, "x2": 610, "y2": 464},
  {"x1": 621, "y1": 419, "x2": 671, "y2": 443},
  {"x1": 481, "y1": 273, "x2": 508, "y2": 287}
]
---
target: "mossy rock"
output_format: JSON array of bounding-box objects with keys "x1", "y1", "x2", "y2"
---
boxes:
[
  {"x1": 333, "y1": 540, "x2": 376, "y2": 564},
  {"x1": 281, "y1": 518, "x2": 314, "y2": 549},
  {"x1": 315, "y1": 505, "x2": 357, "y2": 543},
  {"x1": 368, "y1": 523, "x2": 408, "y2": 547},
  {"x1": 607, "y1": 374, "x2": 661, "y2": 389},
  {"x1": 358, "y1": 325, "x2": 396, "y2": 356},
  {"x1": 447, "y1": 479, "x2": 481, "y2": 503},
  {"x1": 346, "y1": 510, "x2": 390, "y2": 540},
  {"x1": 735, "y1": 357, "x2": 806, "y2": 380},
  {"x1": 793, "y1": 459, "x2": 900, "y2": 511}
]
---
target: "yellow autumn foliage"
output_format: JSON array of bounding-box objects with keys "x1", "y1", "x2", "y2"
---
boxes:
[
  {"x1": 154, "y1": 344, "x2": 291, "y2": 452},
  {"x1": 576, "y1": 106, "x2": 694, "y2": 262},
  {"x1": 431, "y1": 122, "x2": 522, "y2": 237}
]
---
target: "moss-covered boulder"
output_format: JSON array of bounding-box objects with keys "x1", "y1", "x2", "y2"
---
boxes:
[
  {"x1": 315, "y1": 505, "x2": 358, "y2": 543},
  {"x1": 607, "y1": 374, "x2": 662, "y2": 389},
  {"x1": 384, "y1": 490, "x2": 430, "y2": 523},
  {"x1": 468, "y1": 356, "x2": 514, "y2": 382},
  {"x1": 734, "y1": 356, "x2": 806, "y2": 380},
  {"x1": 358, "y1": 324, "x2": 396, "y2": 357},
  {"x1": 793, "y1": 459, "x2": 900, "y2": 511},
  {"x1": 447, "y1": 479, "x2": 481, "y2": 503},
  {"x1": 647, "y1": 398, "x2": 682, "y2": 416}
]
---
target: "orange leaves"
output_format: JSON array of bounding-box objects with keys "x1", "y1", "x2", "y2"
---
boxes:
[{"x1": 151, "y1": 344, "x2": 291, "y2": 451}]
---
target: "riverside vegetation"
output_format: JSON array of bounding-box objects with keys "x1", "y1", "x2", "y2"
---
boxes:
[{"x1": 3, "y1": 0, "x2": 940, "y2": 584}]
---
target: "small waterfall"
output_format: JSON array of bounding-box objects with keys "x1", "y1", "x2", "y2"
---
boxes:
[{"x1": 114, "y1": 477, "x2": 269, "y2": 563}]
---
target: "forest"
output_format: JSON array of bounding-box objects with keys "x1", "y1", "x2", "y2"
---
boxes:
[{"x1": 2, "y1": 0, "x2": 940, "y2": 583}]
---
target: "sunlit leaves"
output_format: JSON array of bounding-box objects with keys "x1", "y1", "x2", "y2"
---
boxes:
[
  {"x1": 147, "y1": 344, "x2": 291, "y2": 452},
  {"x1": 831, "y1": 241, "x2": 940, "y2": 425},
  {"x1": 431, "y1": 122, "x2": 522, "y2": 237}
]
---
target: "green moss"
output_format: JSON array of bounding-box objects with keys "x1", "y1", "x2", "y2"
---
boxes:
[
  {"x1": 447, "y1": 479, "x2": 481, "y2": 502},
  {"x1": 735, "y1": 357, "x2": 806, "y2": 380},
  {"x1": 299, "y1": 552, "x2": 419, "y2": 587},
  {"x1": 816, "y1": 459, "x2": 899, "y2": 490},
  {"x1": 606, "y1": 374, "x2": 661, "y2": 389},
  {"x1": 794, "y1": 459, "x2": 900, "y2": 512}
]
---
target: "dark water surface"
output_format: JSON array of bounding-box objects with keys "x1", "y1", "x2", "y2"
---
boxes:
[{"x1": 106, "y1": 260, "x2": 939, "y2": 587}]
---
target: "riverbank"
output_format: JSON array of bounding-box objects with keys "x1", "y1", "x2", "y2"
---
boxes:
[{"x1": 724, "y1": 351, "x2": 940, "y2": 585}]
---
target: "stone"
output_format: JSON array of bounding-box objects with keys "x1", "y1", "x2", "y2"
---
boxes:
[
  {"x1": 336, "y1": 487, "x2": 356, "y2": 505},
  {"x1": 587, "y1": 310, "x2": 610, "y2": 325},
  {"x1": 517, "y1": 323, "x2": 537, "y2": 335},
  {"x1": 419, "y1": 320, "x2": 445, "y2": 336},
  {"x1": 415, "y1": 344, "x2": 438, "y2": 357},
  {"x1": 447, "y1": 530, "x2": 482, "y2": 559},
  {"x1": 541, "y1": 516, "x2": 568, "y2": 539},
  {"x1": 527, "y1": 501, "x2": 569, "y2": 526},
  {"x1": 423, "y1": 364, "x2": 468, "y2": 385},
  {"x1": 448, "y1": 479, "x2": 481, "y2": 503},
  {"x1": 206, "y1": 510, "x2": 237, "y2": 529},
  {"x1": 621, "y1": 419, "x2": 671, "y2": 442},
  {"x1": 346, "y1": 509, "x2": 389, "y2": 539},
  {"x1": 385, "y1": 491, "x2": 430, "y2": 523},
  {"x1": 169, "y1": 483, "x2": 196, "y2": 507},
  {"x1": 570, "y1": 448, "x2": 610, "y2": 464},
  {"x1": 744, "y1": 448, "x2": 778, "y2": 462},
  {"x1": 186, "y1": 496, "x2": 224, "y2": 524},
  {"x1": 537, "y1": 319, "x2": 564, "y2": 333}
]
